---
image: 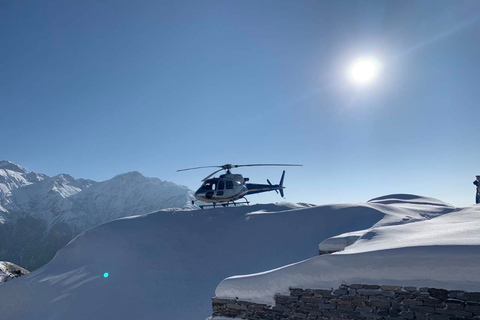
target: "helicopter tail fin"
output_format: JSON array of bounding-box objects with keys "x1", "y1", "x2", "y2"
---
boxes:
[{"x1": 279, "y1": 170, "x2": 285, "y2": 198}]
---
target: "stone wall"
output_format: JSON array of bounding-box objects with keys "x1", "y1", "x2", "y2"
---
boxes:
[{"x1": 212, "y1": 284, "x2": 480, "y2": 320}]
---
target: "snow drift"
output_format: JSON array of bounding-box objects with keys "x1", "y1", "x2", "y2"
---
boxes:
[{"x1": 215, "y1": 195, "x2": 480, "y2": 306}]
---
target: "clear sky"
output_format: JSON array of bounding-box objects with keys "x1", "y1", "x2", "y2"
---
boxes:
[{"x1": 2, "y1": 0, "x2": 480, "y2": 207}]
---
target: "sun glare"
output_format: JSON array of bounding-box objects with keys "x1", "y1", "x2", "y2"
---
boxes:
[{"x1": 348, "y1": 57, "x2": 381, "y2": 85}]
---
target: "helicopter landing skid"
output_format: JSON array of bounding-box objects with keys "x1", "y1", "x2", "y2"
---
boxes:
[{"x1": 198, "y1": 197, "x2": 250, "y2": 210}]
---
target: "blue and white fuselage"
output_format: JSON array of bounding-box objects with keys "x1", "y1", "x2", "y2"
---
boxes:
[{"x1": 194, "y1": 171, "x2": 286, "y2": 203}]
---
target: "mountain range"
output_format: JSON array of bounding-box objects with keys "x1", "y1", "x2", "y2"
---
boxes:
[{"x1": 0, "y1": 160, "x2": 195, "y2": 270}]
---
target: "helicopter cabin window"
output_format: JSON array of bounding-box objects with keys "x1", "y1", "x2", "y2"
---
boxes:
[
  {"x1": 218, "y1": 180, "x2": 225, "y2": 190},
  {"x1": 226, "y1": 181, "x2": 233, "y2": 189}
]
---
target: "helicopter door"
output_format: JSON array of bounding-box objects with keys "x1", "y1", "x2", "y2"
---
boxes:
[{"x1": 217, "y1": 180, "x2": 225, "y2": 196}]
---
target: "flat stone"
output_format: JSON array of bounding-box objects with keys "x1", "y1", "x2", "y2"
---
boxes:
[
  {"x1": 291, "y1": 288, "x2": 306, "y2": 296},
  {"x1": 333, "y1": 288, "x2": 348, "y2": 296},
  {"x1": 428, "y1": 288, "x2": 449, "y2": 301},
  {"x1": 313, "y1": 289, "x2": 333, "y2": 295},
  {"x1": 381, "y1": 290, "x2": 396, "y2": 298},
  {"x1": 448, "y1": 290, "x2": 466, "y2": 298},
  {"x1": 399, "y1": 310, "x2": 415, "y2": 319},
  {"x1": 336, "y1": 304, "x2": 355, "y2": 312},
  {"x1": 429, "y1": 315, "x2": 450, "y2": 320},
  {"x1": 355, "y1": 306, "x2": 373, "y2": 313},
  {"x1": 404, "y1": 286, "x2": 417, "y2": 292},
  {"x1": 415, "y1": 312, "x2": 428, "y2": 320},
  {"x1": 357, "y1": 289, "x2": 381, "y2": 296},
  {"x1": 363, "y1": 284, "x2": 381, "y2": 290},
  {"x1": 370, "y1": 295, "x2": 389, "y2": 302},
  {"x1": 330, "y1": 299, "x2": 351, "y2": 306},
  {"x1": 300, "y1": 296, "x2": 322, "y2": 304},
  {"x1": 435, "y1": 308, "x2": 473, "y2": 317},
  {"x1": 422, "y1": 298, "x2": 444, "y2": 307},
  {"x1": 349, "y1": 284, "x2": 364, "y2": 289},
  {"x1": 305, "y1": 303, "x2": 320, "y2": 310},
  {"x1": 366, "y1": 300, "x2": 390, "y2": 308},
  {"x1": 402, "y1": 299, "x2": 423, "y2": 306},
  {"x1": 318, "y1": 303, "x2": 336, "y2": 310},
  {"x1": 293, "y1": 312, "x2": 307, "y2": 319},
  {"x1": 465, "y1": 301, "x2": 480, "y2": 315},
  {"x1": 377, "y1": 307, "x2": 389, "y2": 316},
  {"x1": 381, "y1": 285, "x2": 402, "y2": 291},
  {"x1": 360, "y1": 311, "x2": 382, "y2": 319},
  {"x1": 464, "y1": 292, "x2": 480, "y2": 302},
  {"x1": 408, "y1": 305, "x2": 435, "y2": 313},
  {"x1": 389, "y1": 308, "x2": 400, "y2": 317},
  {"x1": 446, "y1": 300, "x2": 466, "y2": 310}
]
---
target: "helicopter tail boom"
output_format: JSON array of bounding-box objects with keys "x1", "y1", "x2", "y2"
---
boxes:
[{"x1": 245, "y1": 170, "x2": 286, "y2": 198}]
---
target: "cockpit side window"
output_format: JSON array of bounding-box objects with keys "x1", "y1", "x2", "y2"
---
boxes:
[
  {"x1": 202, "y1": 181, "x2": 215, "y2": 190},
  {"x1": 218, "y1": 180, "x2": 225, "y2": 190},
  {"x1": 226, "y1": 181, "x2": 233, "y2": 189}
]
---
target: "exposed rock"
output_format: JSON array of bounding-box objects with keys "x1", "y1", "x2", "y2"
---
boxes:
[{"x1": 0, "y1": 261, "x2": 29, "y2": 283}]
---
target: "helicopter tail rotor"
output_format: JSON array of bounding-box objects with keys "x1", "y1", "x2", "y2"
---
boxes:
[{"x1": 279, "y1": 170, "x2": 286, "y2": 198}]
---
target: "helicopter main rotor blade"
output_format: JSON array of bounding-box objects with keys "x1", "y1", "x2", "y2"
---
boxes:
[
  {"x1": 233, "y1": 164, "x2": 303, "y2": 168},
  {"x1": 202, "y1": 168, "x2": 225, "y2": 182},
  {"x1": 178, "y1": 163, "x2": 302, "y2": 181},
  {"x1": 177, "y1": 166, "x2": 222, "y2": 172}
]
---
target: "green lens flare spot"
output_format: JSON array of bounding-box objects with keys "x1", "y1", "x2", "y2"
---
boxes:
[{"x1": 104, "y1": 272, "x2": 109, "y2": 278}]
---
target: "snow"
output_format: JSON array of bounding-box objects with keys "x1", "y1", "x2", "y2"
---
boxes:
[
  {"x1": 1, "y1": 194, "x2": 475, "y2": 320},
  {"x1": 0, "y1": 201, "x2": 385, "y2": 320},
  {"x1": 215, "y1": 195, "x2": 480, "y2": 306},
  {"x1": 318, "y1": 194, "x2": 455, "y2": 253}
]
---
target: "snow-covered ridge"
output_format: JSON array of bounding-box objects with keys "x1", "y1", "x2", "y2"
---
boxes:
[
  {"x1": 0, "y1": 160, "x2": 196, "y2": 270},
  {"x1": 0, "y1": 162, "x2": 195, "y2": 229},
  {"x1": 0, "y1": 161, "x2": 27, "y2": 173}
]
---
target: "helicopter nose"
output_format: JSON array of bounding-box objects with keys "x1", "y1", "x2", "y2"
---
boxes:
[{"x1": 194, "y1": 190, "x2": 205, "y2": 200}]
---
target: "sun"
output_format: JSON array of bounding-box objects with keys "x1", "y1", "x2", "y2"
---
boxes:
[{"x1": 348, "y1": 57, "x2": 381, "y2": 85}]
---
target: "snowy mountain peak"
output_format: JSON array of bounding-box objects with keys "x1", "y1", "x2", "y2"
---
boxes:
[
  {"x1": 25, "y1": 172, "x2": 48, "y2": 183},
  {"x1": 0, "y1": 161, "x2": 196, "y2": 270},
  {"x1": 110, "y1": 171, "x2": 152, "y2": 183},
  {"x1": 52, "y1": 173, "x2": 76, "y2": 184},
  {"x1": 0, "y1": 161, "x2": 27, "y2": 173}
]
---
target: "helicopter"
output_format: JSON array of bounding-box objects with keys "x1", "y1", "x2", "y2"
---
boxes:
[{"x1": 177, "y1": 163, "x2": 302, "y2": 209}]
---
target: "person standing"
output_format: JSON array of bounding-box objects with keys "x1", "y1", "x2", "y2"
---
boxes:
[{"x1": 474, "y1": 176, "x2": 480, "y2": 204}]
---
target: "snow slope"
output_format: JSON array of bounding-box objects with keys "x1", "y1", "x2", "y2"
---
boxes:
[
  {"x1": 215, "y1": 195, "x2": 480, "y2": 306},
  {"x1": 0, "y1": 195, "x2": 460, "y2": 320}
]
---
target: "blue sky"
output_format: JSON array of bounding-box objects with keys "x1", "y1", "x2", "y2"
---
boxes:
[{"x1": 2, "y1": 0, "x2": 480, "y2": 206}]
